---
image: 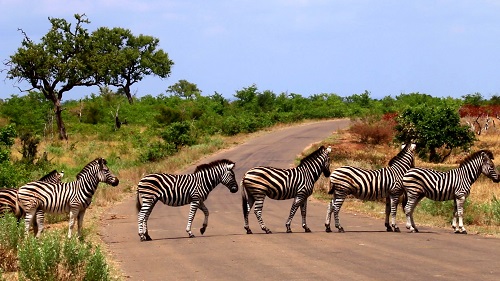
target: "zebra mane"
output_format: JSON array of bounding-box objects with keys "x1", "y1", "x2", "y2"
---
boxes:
[
  {"x1": 194, "y1": 159, "x2": 235, "y2": 173},
  {"x1": 459, "y1": 150, "x2": 494, "y2": 167},
  {"x1": 38, "y1": 169, "x2": 59, "y2": 181},
  {"x1": 299, "y1": 145, "x2": 327, "y2": 166},
  {"x1": 388, "y1": 143, "x2": 413, "y2": 166},
  {"x1": 76, "y1": 158, "x2": 106, "y2": 179}
]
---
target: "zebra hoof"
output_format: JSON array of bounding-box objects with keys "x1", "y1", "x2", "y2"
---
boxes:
[
  {"x1": 386, "y1": 227, "x2": 393, "y2": 232},
  {"x1": 200, "y1": 227, "x2": 206, "y2": 235},
  {"x1": 325, "y1": 226, "x2": 332, "y2": 233},
  {"x1": 264, "y1": 229, "x2": 272, "y2": 234},
  {"x1": 286, "y1": 229, "x2": 292, "y2": 233},
  {"x1": 189, "y1": 233, "x2": 195, "y2": 238},
  {"x1": 245, "y1": 228, "x2": 253, "y2": 234},
  {"x1": 394, "y1": 227, "x2": 401, "y2": 233},
  {"x1": 304, "y1": 228, "x2": 311, "y2": 233},
  {"x1": 338, "y1": 227, "x2": 345, "y2": 233}
]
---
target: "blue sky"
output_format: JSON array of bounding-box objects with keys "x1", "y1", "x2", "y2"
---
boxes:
[{"x1": 1, "y1": 0, "x2": 500, "y2": 101}]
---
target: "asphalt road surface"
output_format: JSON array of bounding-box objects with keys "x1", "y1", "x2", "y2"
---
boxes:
[{"x1": 101, "y1": 119, "x2": 500, "y2": 281}]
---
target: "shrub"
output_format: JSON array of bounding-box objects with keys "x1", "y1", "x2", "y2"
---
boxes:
[
  {"x1": 349, "y1": 118, "x2": 395, "y2": 145},
  {"x1": 0, "y1": 213, "x2": 24, "y2": 272}
]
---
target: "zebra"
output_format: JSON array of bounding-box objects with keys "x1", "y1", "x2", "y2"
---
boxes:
[
  {"x1": 325, "y1": 143, "x2": 416, "y2": 233},
  {"x1": 403, "y1": 149, "x2": 499, "y2": 234},
  {"x1": 136, "y1": 159, "x2": 238, "y2": 241},
  {"x1": 16, "y1": 158, "x2": 119, "y2": 238},
  {"x1": 0, "y1": 169, "x2": 64, "y2": 220},
  {"x1": 241, "y1": 145, "x2": 332, "y2": 234}
]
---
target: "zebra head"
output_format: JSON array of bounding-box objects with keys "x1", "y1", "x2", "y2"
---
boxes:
[
  {"x1": 221, "y1": 161, "x2": 238, "y2": 193},
  {"x1": 479, "y1": 151, "x2": 500, "y2": 183},
  {"x1": 92, "y1": 158, "x2": 119, "y2": 186}
]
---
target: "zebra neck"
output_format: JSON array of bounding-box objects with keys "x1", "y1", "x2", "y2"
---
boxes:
[
  {"x1": 457, "y1": 159, "x2": 482, "y2": 183},
  {"x1": 198, "y1": 170, "x2": 222, "y2": 190},
  {"x1": 74, "y1": 176, "x2": 100, "y2": 193}
]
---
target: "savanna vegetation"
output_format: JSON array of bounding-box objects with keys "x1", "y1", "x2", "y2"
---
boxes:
[{"x1": 1, "y1": 13, "x2": 500, "y2": 281}]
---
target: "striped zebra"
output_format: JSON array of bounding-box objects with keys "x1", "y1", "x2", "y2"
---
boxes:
[
  {"x1": 241, "y1": 145, "x2": 332, "y2": 234},
  {"x1": 136, "y1": 159, "x2": 238, "y2": 241},
  {"x1": 325, "y1": 143, "x2": 416, "y2": 233},
  {"x1": 0, "y1": 169, "x2": 64, "y2": 220},
  {"x1": 17, "y1": 158, "x2": 119, "y2": 238},
  {"x1": 403, "y1": 149, "x2": 499, "y2": 234}
]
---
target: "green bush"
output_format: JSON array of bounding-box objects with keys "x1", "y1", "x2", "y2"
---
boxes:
[
  {"x1": 139, "y1": 141, "x2": 176, "y2": 162},
  {"x1": 84, "y1": 246, "x2": 109, "y2": 281}
]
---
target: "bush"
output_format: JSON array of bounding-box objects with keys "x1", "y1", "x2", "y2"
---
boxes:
[
  {"x1": 17, "y1": 232, "x2": 110, "y2": 281},
  {"x1": 139, "y1": 141, "x2": 176, "y2": 162},
  {"x1": 0, "y1": 214, "x2": 24, "y2": 272},
  {"x1": 349, "y1": 118, "x2": 395, "y2": 145}
]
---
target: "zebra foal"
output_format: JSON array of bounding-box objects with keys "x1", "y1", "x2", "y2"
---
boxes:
[
  {"x1": 17, "y1": 158, "x2": 119, "y2": 238},
  {"x1": 325, "y1": 143, "x2": 415, "y2": 233},
  {"x1": 136, "y1": 159, "x2": 238, "y2": 241},
  {"x1": 403, "y1": 149, "x2": 499, "y2": 234},
  {"x1": 0, "y1": 169, "x2": 64, "y2": 220},
  {"x1": 241, "y1": 145, "x2": 331, "y2": 234}
]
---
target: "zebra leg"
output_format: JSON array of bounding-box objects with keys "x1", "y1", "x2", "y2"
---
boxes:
[
  {"x1": 389, "y1": 194, "x2": 401, "y2": 232},
  {"x1": 243, "y1": 191, "x2": 255, "y2": 234},
  {"x1": 68, "y1": 209, "x2": 79, "y2": 238},
  {"x1": 325, "y1": 199, "x2": 334, "y2": 232},
  {"x1": 385, "y1": 197, "x2": 393, "y2": 232},
  {"x1": 253, "y1": 198, "x2": 272, "y2": 234},
  {"x1": 34, "y1": 209, "x2": 44, "y2": 237},
  {"x1": 285, "y1": 197, "x2": 303, "y2": 233},
  {"x1": 455, "y1": 197, "x2": 467, "y2": 234},
  {"x1": 452, "y1": 200, "x2": 458, "y2": 231},
  {"x1": 138, "y1": 198, "x2": 156, "y2": 241},
  {"x1": 405, "y1": 195, "x2": 422, "y2": 233},
  {"x1": 300, "y1": 200, "x2": 311, "y2": 233},
  {"x1": 199, "y1": 202, "x2": 209, "y2": 235},
  {"x1": 332, "y1": 196, "x2": 345, "y2": 233},
  {"x1": 186, "y1": 201, "x2": 200, "y2": 238},
  {"x1": 24, "y1": 211, "x2": 35, "y2": 237},
  {"x1": 77, "y1": 209, "x2": 86, "y2": 239}
]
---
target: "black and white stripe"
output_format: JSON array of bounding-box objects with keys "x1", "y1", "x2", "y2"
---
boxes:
[
  {"x1": 17, "y1": 158, "x2": 118, "y2": 238},
  {"x1": 241, "y1": 145, "x2": 331, "y2": 234},
  {"x1": 325, "y1": 143, "x2": 416, "y2": 232},
  {"x1": 403, "y1": 149, "x2": 499, "y2": 234},
  {"x1": 0, "y1": 169, "x2": 64, "y2": 220},
  {"x1": 136, "y1": 159, "x2": 238, "y2": 241}
]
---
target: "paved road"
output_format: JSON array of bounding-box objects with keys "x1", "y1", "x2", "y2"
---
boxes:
[{"x1": 101, "y1": 119, "x2": 500, "y2": 281}]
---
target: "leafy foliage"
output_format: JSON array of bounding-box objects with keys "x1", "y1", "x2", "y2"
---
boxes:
[{"x1": 395, "y1": 104, "x2": 476, "y2": 162}]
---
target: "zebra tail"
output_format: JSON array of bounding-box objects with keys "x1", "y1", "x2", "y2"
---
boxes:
[
  {"x1": 136, "y1": 192, "x2": 142, "y2": 213},
  {"x1": 401, "y1": 191, "x2": 408, "y2": 211},
  {"x1": 14, "y1": 194, "x2": 21, "y2": 220},
  {"x1": 241, "y1": 184, "x2": 248, "y2": 217},
  {"x1": 328, "y1": 181, "x2": 335, "y2": 194}
]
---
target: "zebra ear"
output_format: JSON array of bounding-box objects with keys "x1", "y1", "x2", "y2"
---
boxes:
[
  {"x1": 326, "y1": 146, "x2": 332, "y2": 153},
  {"x1": 227, "y1": 163, "x2": 235, "y2": 170}
]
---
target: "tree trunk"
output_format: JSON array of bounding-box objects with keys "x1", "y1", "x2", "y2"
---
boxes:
[
  {"x1": 54, "y1": 100, "x2": 68, "y2": 140},
  {"x1": 124, "y1": 84, "x2": 134, "y2": 104}
]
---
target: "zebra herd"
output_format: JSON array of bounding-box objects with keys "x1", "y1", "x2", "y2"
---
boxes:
[{"x1": 1, "y1": 144, "x2": 498, "y2": 241}]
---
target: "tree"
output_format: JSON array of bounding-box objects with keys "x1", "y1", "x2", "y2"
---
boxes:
[
  {"x1": 166, "y1": 80, "x2": 201, "y2": 100},
  {"x1": 4, "y1": 14, "x2": 174, "y2": 139},
  {"x1": 395, "y1": 104, "x2": 476, "y2": 163},
  {"x1": 5, "y1": 14, "x2": 95, "y2": 140},
  {"x1": 93, "y1": 27, "x2": 174, "y2": 104}
]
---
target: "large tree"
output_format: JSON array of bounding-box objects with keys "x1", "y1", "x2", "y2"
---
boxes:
[
  {"x1": 4, "y1": 14, "x2": 174, "y2": 139},
  {"x1": 93, "y1": 27, "x2": 174, "y2": 104}
]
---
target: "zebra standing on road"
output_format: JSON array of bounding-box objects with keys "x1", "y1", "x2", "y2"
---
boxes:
[
  {"x1": 16, "y1": 158, "x2": 119, "y2": 238},
  {"x1": 136, "y1": 159, "x2": 238, "y2": 241},
  {"x1": 403, "y1": 149, "x2": 499, "y2": 234},
  {"x1": 325, "y1": 143, "x2": 416, "y2": 233},
  {"x1": 0, "y1": 169, "x2": 64, "y2": 219},
  {"x1": 241, "y1": 145, "x2": 332, "y2": 234}
]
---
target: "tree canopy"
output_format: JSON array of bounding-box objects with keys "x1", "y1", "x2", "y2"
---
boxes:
[{"x1": 4, "y1": 14, "x2": 174, "y2": 139}]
